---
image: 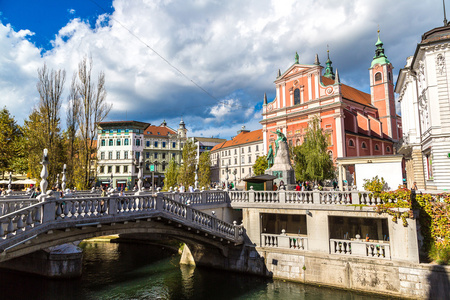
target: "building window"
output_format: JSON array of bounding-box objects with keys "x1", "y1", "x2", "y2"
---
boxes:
[
  {"x1": 124, "y1": 138, "x2": 129, "y2": 146},
  {"x1": 361, "y1": 142, "x2": 367, "y2": 149},
  {"x1": 294, "y1": 88, "x2": 300, "y2": 105},
  {"x1": 162, "y1": 142, "x2": 166, "y2": 148},
  {"x1": 256, "y1": 145, "x2": 259, "y2": 151},
  {"x1": 375, "y1": 72, "x2": 382, "y2": 82},
  {"x1": 101, "y1": 140, "x2": 105, "y2": 146},
  {"x1": 386, "y1": 146, "x2": 391, "y2": 153},
  {"x1": 117, "y1": 139, "x2": 121, "y2": 146},
  {"x1": 107, "y1": 166, "x2": 112, "y2": 173},
  {"x1": 100, "y1": 152, "x2": 105, "y2": 160},
  {"x1": 172, "y1": 153, "x2": 176, "y2": 158},
  {"x1": 162, "y1": 153, "x2": 166, "y2": 159},
  {"x1": 117, "y1": 129, "x2": 121, "y2": 133},
  {"x1": 109, "y1": 130, "x2": 113, "y2": 134},
  {"x1": 248, "y1": 156, "x2": 252, "y2": 163},
  {"x1": 124, "y1": 151, "x2": 129, "y2": 159},
  {"x1": 222, "y1": 170, "x2": 224, "y2": 175},
  {"x1": 241, "y1": 157, "x2": 245, "y2": 164},
  {"x1": 116, "y1": 151, "x2": 120, "y2": 160},
  {"x1": 375, "y1": 144, "x2": 380, "y2": 151},
  {"x1": 348, "y1": 139, "x2": 355, "y2": 147},
  {"x1": 100, "y1": 166, "x2": 104, "y2": 173},
  {"x1": 249, "y1": 167, "x2": 251, "y2": 174},
  {"x1": 162, "y1": 164, "x2": 166, "y2": 171},
  {"x1": 136, "y1": 139, "x2": 141, "y2": 146},
  {"x1": 146, "y1": 141, "x2": 150, "y2": 147},
  {"x1": 242, "y1": 168, "x2": 244, "y2": 174},
  {"x1": 248, "y1": 146, "x2": 251, "y2": 152},
  {"x1": 388, "y1": 72, "x2": 391, "y2": 82},
  {"x1": 145, "y1": 152, "x2": 149, "y2": 159},
  {"x1": 235, "y1": 158, "x2": 237, "y2": 164},
  {"x1": 154, "y1": 153, "x2": 158, "y2": 159},
  {"x1": 172, "y1": 142, "x2": 176, "y2": 148},
  {"x1": 154, "y1": 141, "x2": 158, "y2": 147},
  {"x1": 234, "y1": 149, "x2": 237, "y2": 154},
  {"x1": 116, "y1": 166, "x2": 120, "y2": 173},
  {"x1": 109, "y1": 139, "x2": 113, "y2": 146},
  {"x1": 108, "y1": 152, "x2": 113, "y2": 160},
  {"x1": 125, "y1": 129, "x2": 129, "y2": 133},
  {"x1": 426, "y1": 154, "x2": 433, "y2": 179},
  {"x1": 135, "y1": 152, "x2": 140, "y2": 160},
  {"x1": 241, "y1": 148, "x2": 244, "y2": 153},
  {"x1": 124, "y1": 165, "x2": 128, "y2": 173}
]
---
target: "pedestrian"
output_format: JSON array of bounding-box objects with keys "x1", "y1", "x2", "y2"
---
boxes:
[
  {"x1": 179, "y1": 183, "x2": 186, "y2": 193},
  {"x1": 188, "y1": 184, "x2": 194, "y2": 193},
  {"x1": 296, "y1": 182, "x2": 301, "y2": 191},
  {"x1": 273, "y1": 182, "x2": 278, "y2": 191}
]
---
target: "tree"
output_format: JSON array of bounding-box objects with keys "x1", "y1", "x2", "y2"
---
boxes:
[
  {"x1": 23, "y1": 64, "x2": 66, "y2": 184},
  {"x1": 177, "y1": 140, "x2": 196, "y2": 187},
  {"x1": 198, "y1": 151, "x2": 211, "y2": 189},
  {"x1": 73, "y1": 56, "x2": 111, "y2": 189},
  {"x1": 0, "y1": 107, "x2": 22, "y2": 178},
  {"x1": 65, "y1": 75, "x2": 81, "y2": 188},
  {"x1": 163, "y1": 158, "x2": 179, "y2": 191},
  {"x1": 293, "y1": 116, "x2": 334, "y2": 183},
  {"x1": 252, "y1": 155, "x2": 268, "y2": 176}
]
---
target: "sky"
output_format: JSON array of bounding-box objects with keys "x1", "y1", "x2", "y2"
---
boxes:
[{"x1": 0, "y1": 0, "x2": 446, "y2": 139}]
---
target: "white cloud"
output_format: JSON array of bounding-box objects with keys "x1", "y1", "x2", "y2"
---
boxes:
[
  {"x1": 68, "y1": 9, "x2": 76, "y2": 15},
  {"x1": 0, "y1": 0, "x2": 445, "y2": 138}
]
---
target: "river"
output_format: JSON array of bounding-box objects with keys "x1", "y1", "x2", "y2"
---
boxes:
[{"x1": 0, "y1": 241, "x2": 392, "y2": 300}]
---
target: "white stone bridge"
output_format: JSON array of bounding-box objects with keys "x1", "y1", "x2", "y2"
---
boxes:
[{"x1": 0, "y1": 192, "x2": 244, "y2": 263}]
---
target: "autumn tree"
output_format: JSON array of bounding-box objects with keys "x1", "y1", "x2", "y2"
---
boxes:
[
  {"x1": 198, "y1": 151, "x2": 211, "y2": 189},
  {"x1": 163, "y1": 158, "x2": 179, "y2": 191},
  {"x1": 252, "y1": 155, "x2": 268, "y2": 176},
  {"x1": 177, "y1": 140, "x2": 196, "y2": 187},
  {"x1": 23, "y1": 64, "x2": 66, "y2": 184},
  {"x1": 0, "y1": 107, "x2": 22, "y2": 178},
  {"x1": 65, "y1": 75, "x2": 81, "y2": 188},
  {"x1": 73, "y1": 56, "x2": 111, "y2": 189},
  {"x1": 293, "y1": 116, "x2": 334, "y2": 183}
]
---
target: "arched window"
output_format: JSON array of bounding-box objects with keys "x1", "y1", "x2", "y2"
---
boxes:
[
  {"x1": 116, "y1": 139, "x2": 121, "y2": 146},
  {"x1": 375, "y1": 72, "x2": 382, "y2": 82},
  {"x1": 294, "y1": 88, "x2": 300, "y2": 105},
  {"x1": 374, "y1": 144, "x2": 379, "y2": 151},
  {"x1": 361, "y1": 142, "x2": 367, "y2": 149},
  {"x1": 386, "y1": 146, "x2": 391, "y2": 153},
  {"x1": 348, "y1": 139, "x2": 355, "y2": 147}
]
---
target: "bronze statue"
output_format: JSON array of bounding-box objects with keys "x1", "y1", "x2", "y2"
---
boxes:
[
  {"x1": 270, "y1": 129, "x2": 287, "y2": 157},
  {"x1": 267, "y1": 145, "x2": 274, "y2": 168}
]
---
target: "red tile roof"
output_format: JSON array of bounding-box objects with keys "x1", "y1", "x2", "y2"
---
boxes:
[
  {"x1": 144, "y1": 125, "x2": 176, "y2": 136},
  {"x1": 211, "y1": 129, "x2": 263, "y2": 151},
  {"x1": 322, "y1": 76, "x2": 372, "y2": 106}
]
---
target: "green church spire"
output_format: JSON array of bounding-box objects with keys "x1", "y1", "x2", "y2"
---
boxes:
[
  {"x1": 371, "y1": 29, "x2": 390, "y2": 67},
  {"x1": 323, "y1": 49, "x2": 335, "y2": 80}
]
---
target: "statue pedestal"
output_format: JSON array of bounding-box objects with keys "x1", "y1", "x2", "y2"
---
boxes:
[{"x1": 266, "y1": 141, "x2": 295, "y2": 188}]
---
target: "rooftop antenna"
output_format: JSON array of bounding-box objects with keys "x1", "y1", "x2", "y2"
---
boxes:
[{"x1": 444, "y1": 0, "x2": 448, "y2": 26}]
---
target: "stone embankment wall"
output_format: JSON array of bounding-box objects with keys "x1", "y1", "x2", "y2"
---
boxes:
[{"x1": 182, "y1": 244, "x2": 450, "y2": 299}]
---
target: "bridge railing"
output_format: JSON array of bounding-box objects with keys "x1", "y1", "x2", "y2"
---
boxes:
[
  {"x1": 0, "y1": 199, "x2": 39, "y2": 217},
  {"x1": 0, "y1": 192, "x2": 244, "y2": 252},
  {"x1": 160, "y1": 191, "x2": 228, "y2": 206},
  {"x1": 329, "y1": 238, "x2": 391, "y2": 259}
]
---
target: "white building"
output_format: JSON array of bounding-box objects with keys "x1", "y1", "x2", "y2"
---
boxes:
[
  {"x1": 210, "y1": 127, "x2": 263, "y2": 188},
  {"x1": 97, "y1": 121, "x2": 149, "y2": 190},
  {"x1": 396, "y1": 22, "x2": 450, "y2": 190}
]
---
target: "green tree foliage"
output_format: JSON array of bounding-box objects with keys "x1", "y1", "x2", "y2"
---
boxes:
[
  {"x1": 363, "y1": 175, "x2": 387, "y2": 193},
  {"x1": 163, "y1": 158, "x2": 179, "y2": 191},
  {"x1": 177, "y1": 140, "x2": 196, "y2": 187},
  {"x1": 198, "y1": 151, "x2": 211, "y2": 189},
  {"x1": 0, "y1": 107, "x2": 22, "y2": 178},
  {"x1": 293, "y1": 116, "x2": 334, "y2": 183},
  {"x1": 253, "y1": 155, "x2": 268, "y2": 176}
]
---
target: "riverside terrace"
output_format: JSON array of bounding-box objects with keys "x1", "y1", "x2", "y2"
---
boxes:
[{"x1": 1, "y1": 188, "x2": 418, "y2": 262}]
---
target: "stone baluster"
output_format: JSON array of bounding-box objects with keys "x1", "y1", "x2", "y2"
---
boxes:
[
  {"x1": 38, "y1": 149, "x2": 49, "y2": 201},
  {"x1": 61, "y1": 164, "x2": 67, "y2": 191},
  {"x1": 312, "y1": 190, "x2": 320, "y2": 204},
  {"x1": 279, "y1": 189, "x2": 286, "y2": 203},
  {"x1": 6, "y1": 172, "x2": 12, "y2": 195},
  {"x1": 249, "y1": 186, "x2": 255, "y2": 202}
]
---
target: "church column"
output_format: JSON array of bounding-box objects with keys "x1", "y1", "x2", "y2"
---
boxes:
[
  {"x1": 282, "y1": 83, "x2": 286, "y2": 107},
  {"x1": 308, "y1": 74, "x2": 312, "y2": 101},
  {"x1": 276, "y1": 85, "x2": 280, "y2": 109},
  {"x1": 335, "y1": 113, "x2": 345, "y2": 157}
]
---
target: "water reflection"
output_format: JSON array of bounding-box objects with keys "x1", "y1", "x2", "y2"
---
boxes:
[{"x1": 0, "y1": 242, "x2": 393, "y2": 300}]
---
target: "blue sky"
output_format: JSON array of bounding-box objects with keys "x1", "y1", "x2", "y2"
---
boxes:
[{"x1": 0, "y1": 0, "x2": 446, "y2": 139}]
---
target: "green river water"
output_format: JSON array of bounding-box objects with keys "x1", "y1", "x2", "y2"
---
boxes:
[{"x1": 0, "y1": 242, "x2": 395, "y2": 300}]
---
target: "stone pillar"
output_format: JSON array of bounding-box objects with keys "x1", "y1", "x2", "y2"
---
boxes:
[{"x1": 306, "y1": 210, "x2": 330, "y2": 253}]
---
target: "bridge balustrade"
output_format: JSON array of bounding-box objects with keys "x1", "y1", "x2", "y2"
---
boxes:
[
  {"x1": 261, "y1": 233, "x2": 308, "y2": 250},
  {"x1": 330, "y1": 238, "x2": 391, "y2": 259}
]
